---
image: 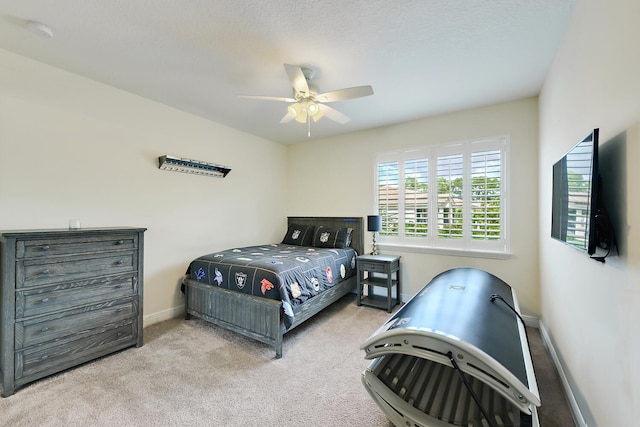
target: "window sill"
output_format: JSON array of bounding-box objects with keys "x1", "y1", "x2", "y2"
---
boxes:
[{"x1": 378, "y1": 243, "x2": 512, "y2": 260}]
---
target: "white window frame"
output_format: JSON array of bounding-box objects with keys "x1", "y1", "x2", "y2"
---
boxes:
[{"x1": 374, "y1": 136, "x2": 510, "y2": 259}]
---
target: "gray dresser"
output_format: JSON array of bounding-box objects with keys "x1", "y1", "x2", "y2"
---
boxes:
[{"x1": 0, "y1": 227, "x2": 145, "y2": 397}]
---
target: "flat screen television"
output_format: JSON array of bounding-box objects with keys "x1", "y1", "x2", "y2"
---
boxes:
[{"x1": 551, "y1": 129, "x2": 600, "y2": 255}]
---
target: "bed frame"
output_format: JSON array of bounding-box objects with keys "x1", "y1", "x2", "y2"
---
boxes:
[{"x1": 183, "y1": 216, "x2": 365, "y2": 358}]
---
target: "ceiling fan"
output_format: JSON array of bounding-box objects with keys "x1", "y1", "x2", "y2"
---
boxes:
[{"x1": 240, "y1": 64, "x2": 374, "y2": 136}]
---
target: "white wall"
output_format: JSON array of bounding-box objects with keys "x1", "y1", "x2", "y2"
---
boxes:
[
  {"x1": 538, "y1": 0, "x2": 640, "y2": 425},
  {"x1": 0, "y1": 49, "x2": 288, "y2": 325},
  {"x1": 287, "y1": 97, "x2": 541, "y2": 316}
]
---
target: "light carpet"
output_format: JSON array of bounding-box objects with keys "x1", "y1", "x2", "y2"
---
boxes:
[{"x1": 1, "y1": 294, "x2": 573, "y2": 426}]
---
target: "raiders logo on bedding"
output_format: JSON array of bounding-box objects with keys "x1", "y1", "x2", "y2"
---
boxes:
[{"x1": 235, "y1": 272, "x2": 247, "y2": 289}]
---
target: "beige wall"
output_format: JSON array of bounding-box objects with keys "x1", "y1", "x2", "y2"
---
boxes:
[
  {"x1": 538, "y1": 0, "x2": 640, "y2": 425},
  {"x1": 287, "y1": 97, "x2": 541, "y2": 316},
  {"x1": 0, "y1": 49, "x2": 289, "y2": 325}
]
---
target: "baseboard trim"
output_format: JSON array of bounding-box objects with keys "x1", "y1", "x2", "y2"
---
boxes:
[
  {"x1": 522, "y1": 314, "x2": 539, "y2": 328},
  {"x1": 143, "y1": 305, "x2": 185, "y2": 328},
  {"x1": 538, "y1": 321, "x2": 587, "y2": 427}
]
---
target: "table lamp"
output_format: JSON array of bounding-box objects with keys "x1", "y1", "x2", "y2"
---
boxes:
[{"x1": 367, "y1": 215, "x2": 382, "y2": 255}]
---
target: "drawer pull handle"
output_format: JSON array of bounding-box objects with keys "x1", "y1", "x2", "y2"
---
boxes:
[
  {"x1": 114, "y1": 284, "x2": 123, "y2": 289},
  {"x1": 115, "y1": 240, "x2": 124, "y2": 245},
  {"x1": 41, "y1": 269, "x2": 50, "y2": 275},
  {"x1": 41, "y1": 327, "x2": 49, "y2": 332},
  {"x1": 41, "y1": 245, "x2": 50, "y2": 251},
  {"x1": 116, "y1": 308, "x2": 123, "y2": 313},
  {"x1": 41, "y1": 355, "x2": 49, "y2": 360},
  {"x1": 115, "y1": 260, "x2": 124, "y2": 265},
  {"x1": 41, "y1": 298, "x2": 49, "y2": 303}
]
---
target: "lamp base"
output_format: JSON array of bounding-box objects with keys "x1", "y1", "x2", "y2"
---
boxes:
[{"x1": 371, "y1": 233, "x2": 379, "y2": 255}]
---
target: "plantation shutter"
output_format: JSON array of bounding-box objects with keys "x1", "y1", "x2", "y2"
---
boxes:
[
  {"x1": 373, "y1": 135, "x2": 508, "y2": 255},
  {"x1": 436, "y1": 153, "x2": 464, "y2": 239},
  {"x1": 377, "y1": 160, "x2": 399, "y2": 236},
  {"x1": 471, "y1": 149, "x2": 502, "y2": 240},
  {"x1": 404, "y1": 158, "x2": 428, "y2": 237}
]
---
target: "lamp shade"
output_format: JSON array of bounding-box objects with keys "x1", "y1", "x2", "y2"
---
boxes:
[
  {"x1": 288, "y1": 102, "x2": 307, "y2": 123},
  {"x1": 367, "y1": 215, "x2": 382, "y2": 232}
]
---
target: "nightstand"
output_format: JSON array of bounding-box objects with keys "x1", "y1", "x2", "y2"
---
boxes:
[{"x1": 356, "y1": 254, "x2": 401, "y2": 312}]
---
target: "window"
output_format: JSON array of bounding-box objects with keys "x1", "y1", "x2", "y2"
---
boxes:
[{"x1": 375, "y1": 136, "x2": 508, "y2": 255}]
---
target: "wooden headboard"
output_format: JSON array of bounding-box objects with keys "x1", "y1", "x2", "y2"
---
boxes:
[{"x1": 287, "y1": 216, "x2": 365, "y2": 256}]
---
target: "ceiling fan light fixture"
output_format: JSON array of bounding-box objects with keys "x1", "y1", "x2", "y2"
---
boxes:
[
  {"x1": 306, "y1": 101, "x2": 320, "y2": 116},
  {"x1": 240, "y1": 64, "x2": 373, "y2": 133},
  {"x1": 288, "y1": 102, "x2": 307, "y2": 123},
  {"x1": 311, "y1": 109, "x2": 324, "y2": 122}
]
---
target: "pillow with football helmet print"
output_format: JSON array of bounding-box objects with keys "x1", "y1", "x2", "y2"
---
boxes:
[
  {"x1": 282, "y1": 224, "x2": 315, "y2": 246},
  {"x1": 312, "y1": 226, "x2": 352, "y2": 248}
]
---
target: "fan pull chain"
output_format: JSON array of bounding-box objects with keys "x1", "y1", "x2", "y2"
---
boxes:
[{"x1": 307, "y1": 115, "x2": 311, "y2": 137}]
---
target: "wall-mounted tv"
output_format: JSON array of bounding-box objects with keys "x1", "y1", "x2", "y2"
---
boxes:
[{"x1": 551, "y1": 129, "x2": 601, "y2": 257}]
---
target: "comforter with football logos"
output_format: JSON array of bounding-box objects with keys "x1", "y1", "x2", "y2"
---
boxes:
[{"x1": 187, "y1": 243, "x2": 357, "y2": 328}]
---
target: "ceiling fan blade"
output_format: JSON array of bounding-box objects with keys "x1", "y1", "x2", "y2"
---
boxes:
[
  {"x1": 238, "y1": 95, "x2": 295, "y2": 102},
  {"x1": 315, "y1": 85, "x2": 374, "y2": 103},
  {"x1": 318, "y1": 103, "x2": 350, "y2": 124},
  {"x1": 284, "y1": 64, "x2": 310, "y2": 96},
  {"x1": 280, "y1": 112, "x2": 294, "y2": 124}
]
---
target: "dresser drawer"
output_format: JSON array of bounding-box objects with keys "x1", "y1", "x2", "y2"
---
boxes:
[
  {"x1": 359, "y1": 261, "x2": 388, "y2": 273},
  {"x1": 16, "y1": 252, "x2": 138, "y2": 288},
  {"x1": 16, "y1": 274, "x2": 137, "y2": 319},
  {"x1": 15, "y1": 320, "x2": 137, "y2": 382},
  {"x1": 15, "y1": 234, "x2": 138, "y2": 259},
  {"x1": 15, "y1": 298, "x2": 138, "y2": 349}
]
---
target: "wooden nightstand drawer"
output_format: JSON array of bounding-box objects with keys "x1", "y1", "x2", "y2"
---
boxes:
[{"x1": 359, "y1": 261, "x2": 387, "y2": 273}]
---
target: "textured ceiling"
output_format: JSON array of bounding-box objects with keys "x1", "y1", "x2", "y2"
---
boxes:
[{"x1": 0, "y1": 0, "x2": 575, "y2": 144}]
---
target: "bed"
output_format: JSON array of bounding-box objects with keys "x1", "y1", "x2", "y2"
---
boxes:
[{"x1": 182, "y1": 216, "x2": 364, "y2": 358}]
